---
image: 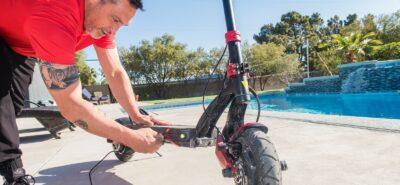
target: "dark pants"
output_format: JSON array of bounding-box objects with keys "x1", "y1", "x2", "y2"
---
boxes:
[{"x1": 0, "y1": 37, "x2": 35, "y2": 167}]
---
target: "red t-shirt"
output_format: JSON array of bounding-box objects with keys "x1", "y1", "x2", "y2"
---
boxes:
[{"x1": 0, "y1": 0, "x2": 116, "y2": 65}]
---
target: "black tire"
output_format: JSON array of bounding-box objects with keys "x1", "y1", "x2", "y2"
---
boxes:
[
  {"x1": 112, "y1": 143, "x2": 135, "y2": 162},
  {"x1": 112, "y1": 117, "x2": 135, "y2": 162},
  {"x1": 236, "y1": 128, "x2": 282, "y2": 185}
]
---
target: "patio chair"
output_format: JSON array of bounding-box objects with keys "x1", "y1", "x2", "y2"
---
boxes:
[
  {"x1": 94, "y1": 91, "x2": 110, "y2": 105},
  {"x1": 82, "y1": 88, "x2": 110, "y2": 105}
]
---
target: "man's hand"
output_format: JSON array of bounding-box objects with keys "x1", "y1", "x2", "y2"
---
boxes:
[
  {"x1": 132, "y1": 113, "x2": 172, "y2": 126},
  {"x1": 150, "y1": 114, "x2": 172, "y2": 126},
  {"x1": 132, "y1": 114, "x2": 154, "y2": 126},
  {"x1": 128, "y1": 128, "x2": 163, "y2": 153}
]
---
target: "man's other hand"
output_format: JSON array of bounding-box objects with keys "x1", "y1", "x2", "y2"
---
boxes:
[{"x1": 129, "y1": 128, "x2": 163, "y2": 153}]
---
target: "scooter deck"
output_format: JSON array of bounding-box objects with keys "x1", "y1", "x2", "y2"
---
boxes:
[
  {"x1": 127, "y1": 124, "x2": 216, "y2": 148},
  {"x1": 125, "y1": 109, "x2": 217, "y2": 147}
]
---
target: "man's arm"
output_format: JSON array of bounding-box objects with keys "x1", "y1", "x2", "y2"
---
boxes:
[
  {"x1": 95, "y1": 46, "x2": 170, "y2": 125},
  {"x1": 37, "y1": 59, "x2": 162, "y2": 153}
]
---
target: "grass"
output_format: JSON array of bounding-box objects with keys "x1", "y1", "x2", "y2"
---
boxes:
[{"x1": 141, "y1": 88, "x2": 284, "y2": 105}]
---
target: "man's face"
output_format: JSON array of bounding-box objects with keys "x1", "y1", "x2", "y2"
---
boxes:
[{"x1": 85, "y1": 0, "x2": 137, "y2": 39}]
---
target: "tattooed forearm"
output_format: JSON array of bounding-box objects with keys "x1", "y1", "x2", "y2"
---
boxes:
[
  {"x1": 37, "y1": 60, "x2": 80, "y2": 90},
  {"x1": 74, "y1": 120, "x2": 89, "y2": 131}
]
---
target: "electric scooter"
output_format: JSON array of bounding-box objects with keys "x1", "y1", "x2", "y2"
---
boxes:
[{"x1": 108, "y1": 1, "x2": 286, "y2": 184}]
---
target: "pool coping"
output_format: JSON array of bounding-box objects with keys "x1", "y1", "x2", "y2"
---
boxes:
[
  {"x1": 139, "y1": 100, "x2": 400, "y2": 134},
  {"x1": 247, "y1": 110, "x2": 400, "y2": 133}
]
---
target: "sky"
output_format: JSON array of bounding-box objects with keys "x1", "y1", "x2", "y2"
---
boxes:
[{"x1": 84, "y1": 0, "x2": 400, "y2": 80}]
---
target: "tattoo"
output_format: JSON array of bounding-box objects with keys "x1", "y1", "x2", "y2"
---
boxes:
[
  {"x1": 37, "y1": 60, "x2": 80, "y2": 90},
  {"x1": 75, "y1": 120, "x2": 89, "y2": 131}
]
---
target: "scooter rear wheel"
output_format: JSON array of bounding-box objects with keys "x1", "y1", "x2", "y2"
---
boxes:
[
  {"x1": 112, "y1": 143, "x2": 135, "y2": 162},
  {"x1": 235, "y1": 128, "x2": 282, "y2": 185},
  {"x1": 113, "y1": 118, "x2": 135, "y2": 162}
]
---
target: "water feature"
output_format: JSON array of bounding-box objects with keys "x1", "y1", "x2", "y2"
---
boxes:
[{"x1": 341, "y1": 67, "x2": 368, "y2": 93}]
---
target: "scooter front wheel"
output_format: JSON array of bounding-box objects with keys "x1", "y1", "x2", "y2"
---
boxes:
[{"x1": 235, "y1": 128, "x2": 282, "y2": 185}]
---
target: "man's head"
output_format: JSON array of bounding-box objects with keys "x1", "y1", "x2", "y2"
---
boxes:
[{"x1": 84, "y1": 0, "x2": 143, "y2": 39}]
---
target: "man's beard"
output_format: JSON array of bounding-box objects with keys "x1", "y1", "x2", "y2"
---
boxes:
[
  {"x1": 86, "y1": 29, "x2": 103, "y2": 39},
  {"x1": 85, "y1": 21, "x2": 104, "y2": 39}
]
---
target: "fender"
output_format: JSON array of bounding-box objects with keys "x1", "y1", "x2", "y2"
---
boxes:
[{"x1": 229, "y1": 122, "x2": 268, "y2": 142}]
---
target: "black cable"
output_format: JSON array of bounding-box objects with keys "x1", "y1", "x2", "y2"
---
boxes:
[
  {"x1": 200, "y1": 45, "x2": 228, "y2": 141},
  {"x1": 89, "y1": 150, "x2": 116, "y2": 185},
  {"x1": 89, "y1": 149, "x2": 163, "y2": 185},
  {"x1": 202, "y1": 45, "x2": 228, "y2": 112},
  {"x1": 249, "y1": 87, "x2": 261, "y2": 122}
]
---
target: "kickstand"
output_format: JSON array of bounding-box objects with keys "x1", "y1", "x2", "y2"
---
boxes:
[{"x1": 156, "y1": 152, "x2": 162, "y2": 157}]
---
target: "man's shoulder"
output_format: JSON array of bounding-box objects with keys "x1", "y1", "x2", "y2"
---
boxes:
[
  {"x1": 31, "y1": 0, "x2": 84, "y2": 25},
  {"x1": 26, "y1": 0, "x2": 85, "y2": 35}
]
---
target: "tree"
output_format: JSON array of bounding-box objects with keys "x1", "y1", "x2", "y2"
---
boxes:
[
  {"x1": 362, "y1": 14, "x2": 378, "y2": 34},
  {"x1": 319, "y1": 32, "x2": 383, "y2": 63},
  {"x1": 247, "y1": 43, "x2": 301, "y2": 90},
  {"x1": 119, "y1": 34, "x2": 187, "y2": 98},
  {"x1": 175, "y1": 48, "x2": 208, "y2": 81},
  {"x1": 313, "y1": 49, "x2": 344, "y2": 75},
  {"x1": 344, "y1": 14, "x2": 358, "y2": 26},
  {"x1": 377, "y1": 10, "x2": 400, "y2": 43},
  {"x1": 325, "y1": 15, "x2": 343, "y2": 35},
  {"x1": 74, "y1": 51, "x2": 97, "y2": 86},
  {"x1": 371, "y1": 42, "x2": 400, "y2": 60},
  {"x1": 254, "y1": 11, "x2": 329, "y2": 74},
  {"x1": 340, "y1": 14, "x2": 362, "y2": 36},
  {"x1": 206, "y1": 47, "x2": 228, "y2": 78},
  {"x1": 254, "y1": 11, "x2": 320, "y2": 54}
]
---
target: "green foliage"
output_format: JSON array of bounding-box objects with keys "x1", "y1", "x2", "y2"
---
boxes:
[
  {"x1": 313, "y1": 49, "x2": 344, "y2": 75},
  {"x1": 253, "y1": 11, "x2": 368, "y2": 73},
  {"x1": 340, "y1": 21, "x2": 362, "y2": 36},
  {"x1": 319, "y1": 32, "x2": 383, "y2": 63},
  {"x1": 247, "y1": 43, "x2": 301, "y2": 89},
  {"x1": 175, "y1": 48, "x2": 206, "y2": 81},
  {"x1": 371, "y1": 42, "x2": 400, "y2": 60},
  {"x1": 120, "y1": 34, "x2": 228, "y2": 98},
  {"x1": 254, "y1": 10, "x2": 400, "y2": 75},
  {"x1": 377, "y1": 10, "x2": 400, "y2": 43},
  {"x1": 120, "y1": 34, "x2": 187, "y2": 86},
  {"x1": 74, "y1": 51, "x2": 97, "y2": 86},
  {"x1": 254, "y1": 11, "x2": 323, "y2": 55},
  {"x1": 325, "y1": 15, "x2": 343, "y2": 35},
  {"x1": 344, "y1": 14, "x2": 358, "y2": 26},
  {"x1": 248, "y1": 43, "x2": 286, "y2": 76},
  {"x1": 362, "y1": 14, "x2": 378, "y2": 34}
]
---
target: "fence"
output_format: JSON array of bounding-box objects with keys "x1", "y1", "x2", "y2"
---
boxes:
[{"x1": 84, "y1": 75, "x2": 290, "y2": 101}]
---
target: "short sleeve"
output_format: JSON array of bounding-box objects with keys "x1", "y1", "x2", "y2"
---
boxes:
[
  {"x1": 94, "y1": 34, "x2": 116, "y2": 49},
  {"x1": 24, "y1": 1, "x2": 79, "y2": 65}
]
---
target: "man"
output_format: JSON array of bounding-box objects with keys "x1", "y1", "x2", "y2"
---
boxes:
[{"x1": 0, "y1": 0, "x2": 168, "y2": 184}]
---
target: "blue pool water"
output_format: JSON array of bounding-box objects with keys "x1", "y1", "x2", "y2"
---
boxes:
[{"x1": 252, "y1": 92, "x2": 400, "y2": 119}]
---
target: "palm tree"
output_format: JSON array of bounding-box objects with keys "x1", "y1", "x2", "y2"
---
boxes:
[{"x1": 319, "y1": 32, "x2": 383, "y2": 63}]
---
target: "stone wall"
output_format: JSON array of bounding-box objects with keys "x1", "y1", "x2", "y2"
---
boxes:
[
  {"x1": 286, "y1": 59, "x2": 400, "y2": 94},
  {"x1": 286, "y1": 76, "x2": 341, "y2": 93}
]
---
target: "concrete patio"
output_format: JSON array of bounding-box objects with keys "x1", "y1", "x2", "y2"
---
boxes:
[{"x1": 2, "y1": 104, "x2": 400, "y2": 185}]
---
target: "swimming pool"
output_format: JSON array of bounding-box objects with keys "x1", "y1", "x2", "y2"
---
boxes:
[{"x1": 252, "y1": 92, "x2": 400, "y2": 119}]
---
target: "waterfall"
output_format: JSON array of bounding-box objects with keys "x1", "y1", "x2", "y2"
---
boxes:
[{"x1": 341, "y1": 68, "x2": 368, "y2": 93}]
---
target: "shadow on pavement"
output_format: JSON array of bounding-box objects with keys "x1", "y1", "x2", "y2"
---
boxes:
[
  {"x1": 20, "y1": 134, "x2": 54, "y2": 144},
  {"x1": 35, "y1": 160, "x2": 133, "y2": 185}
]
